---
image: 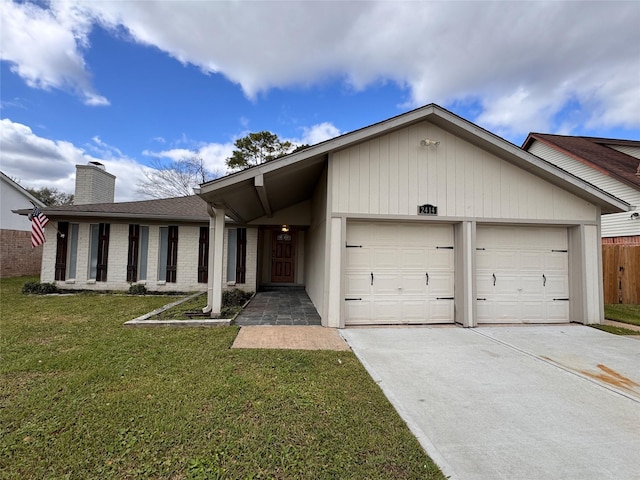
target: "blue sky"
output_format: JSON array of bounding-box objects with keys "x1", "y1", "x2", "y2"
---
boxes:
[{"x1": 2, "y1": 0, "x2": 639, "y2": 202}]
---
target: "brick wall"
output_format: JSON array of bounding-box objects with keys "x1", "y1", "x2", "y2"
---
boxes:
[
  {"x1": 0, "y1": 229, "x2": 43, "y2": 278},
  {"x1": 602, "y1": 235, "x2": 640, "y2": 245}
]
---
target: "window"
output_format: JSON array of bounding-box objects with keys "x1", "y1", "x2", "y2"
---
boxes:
[
  {"x1": 89, "y1": 223, "x2": 110, "y2": 281},
  {"x1": 226, "y1": 228, "x2": 247, "y2": 284},
  {"x1": 55, "y1": 223, "x2": 79, "y2": 281},
  {"x1": 158, "y1": 226, "x2": 178, "y2": 283},
  {"x1": 127, "y1": 225, "x2": 149, "y2": 282},
  {"x1": 198, "y1": 227, "x2": 208, "y2": 283},
  {"x1": 67, "y1": 224, "x2": 79, "y2": 279}
]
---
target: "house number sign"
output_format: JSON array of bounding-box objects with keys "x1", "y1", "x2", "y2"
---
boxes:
[{"x1": 418, "y1": 204, "x2": 438, "y2": 216}]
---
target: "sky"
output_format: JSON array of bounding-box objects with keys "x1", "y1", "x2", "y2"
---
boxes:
[{"x1": 1, "y1": 0, "x2": 639, "y2": 203}]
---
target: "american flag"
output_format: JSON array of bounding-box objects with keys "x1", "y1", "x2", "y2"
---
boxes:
[{"x1": 30, "y1": 206, "x2": 50, "y2": 247}]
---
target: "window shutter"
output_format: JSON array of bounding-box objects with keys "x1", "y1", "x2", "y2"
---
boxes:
[
  {"x1": 198, "y1": 227, "x2": 208, "y2": 284},
  {"x1": 236, "y1": 227, "x2": 247, "y2": 284},
  {"x1": 127, "y1": 224, "x2": 140, "y2": 283},
  {"x1": 96, "y1": 223, "x2": 110, "y2": 282},
  {"x1": 166, "y1": 226, "x2": 178, "y2": 283},
  {"x1": 54, "y1": 222, "x2": 69, "y2": 281}
]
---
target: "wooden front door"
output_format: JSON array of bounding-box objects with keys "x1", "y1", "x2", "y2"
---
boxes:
[{"x1": 271, "y1": 230, "x2": 295, "y2": 283}]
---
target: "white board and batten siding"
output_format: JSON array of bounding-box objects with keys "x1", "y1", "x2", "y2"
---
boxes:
[
  {"x1": 345, "y1": 222, "x2": 454, "y2": 325},
  {"x1": 332, "y1": 122, "x2": 596, "y2": 222},
  {"x1": 528, "y1": 140, "x2": 640, "y2": 238},
  {"x1": 476, "y1": 226, "x2": 569, "y2": 324}
]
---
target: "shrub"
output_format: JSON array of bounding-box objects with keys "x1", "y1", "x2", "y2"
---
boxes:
[
  {"x1": 222, "y1": 289, "x2": 253, "y2": 308},
  {"x1": 128, "y1": 284, "x2": 148, "y2": 295},
  {"x1": 22, "y1": 281, "x2": 59, "y2": 295}
]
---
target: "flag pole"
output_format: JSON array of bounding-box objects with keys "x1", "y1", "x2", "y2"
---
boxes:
[{"x1": 29, "y1": 201, "x2": 65, "y2": 238}]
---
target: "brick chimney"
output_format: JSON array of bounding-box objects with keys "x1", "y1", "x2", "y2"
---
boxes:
[{"x1": 74, "y1": 162, "x2": 116, "y2": 205}]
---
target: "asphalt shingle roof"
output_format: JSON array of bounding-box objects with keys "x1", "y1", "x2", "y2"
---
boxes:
[
  {"x1": 525, "y1": 134, "x2": 640, "y2": 190},
  {"x1": 38, "y1": 195, "x2": 210, "y2": 221}
]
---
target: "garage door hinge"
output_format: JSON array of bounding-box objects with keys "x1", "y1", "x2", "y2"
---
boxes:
[
  {"x1": 437, "y1": 297, "x2": 455, "y2": 300},
  {"x1": 476, "y1": 247, "x2": 486, "y2": 251},
  {"x1": 477, "y1": 298, "x2": 487, "y2": 301},
  {"x1": 552, "y1": 249, "x2": 568, "y2": 253},
  {"x1": 436, "y1": 246, "x2": 454, "y2": 250},
  {"x1": 345, "y1": 298, "x2": 362, "y2": 301},
  {"x1": 553, "y1": 298, "x2": 570, "y2": 301},
  {"x1": 345, "y1": 243, "x2": 362, "y2": 248}
]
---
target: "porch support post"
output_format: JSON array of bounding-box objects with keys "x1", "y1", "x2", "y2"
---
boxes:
[
  {"x1": 455, "y1": 221, "x2": 476, "y2": 328},
  {"x1": 203, "y1": 204, "x2": 225, "y2": 316}
]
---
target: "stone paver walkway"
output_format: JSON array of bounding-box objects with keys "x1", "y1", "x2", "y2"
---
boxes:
[{"x1": 234, "y1": 289, "x2": 322, "y2": 326}]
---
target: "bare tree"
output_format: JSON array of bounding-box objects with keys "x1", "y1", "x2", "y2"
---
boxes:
[{"x1": 137, "y1": 156, "x2": 218, "y2": 199}]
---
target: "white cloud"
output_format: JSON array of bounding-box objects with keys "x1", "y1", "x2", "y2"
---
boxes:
[
  {"x1": 294, "y1": 122, "x2": 342, "y2": 146},
  {"x1": 3, "y1": 1, "x2": 639, "y2": 135},
  {"x1": 1, "y1": 1, "x2": 108, "y2": 106},
  {"x1": 143, "y1": 141, "x2": 235, "y2": 177},
  {"x1": 0, "y1": 118, "x2": 144, "y2": 202}
]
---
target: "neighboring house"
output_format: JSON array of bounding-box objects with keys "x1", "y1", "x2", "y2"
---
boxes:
[
  {"x1": 522, "y1": 134, "x2": 640, "y2": 244},
  {"x1": 522, "y1": 134, "x2": 640, "y2": 304},
  {"x1": 196, "y1": 104, "x2": 627, "y2": 327},
  {"x1": 21, "y1": 105, "x2": 628, "y2": 327},
  {"x1": 1, "y1": 171, "x2": 45, "y2": 277}
]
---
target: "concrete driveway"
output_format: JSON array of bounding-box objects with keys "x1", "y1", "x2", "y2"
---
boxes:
[{"x1": 340, "y1": 325, "x2": 640, "y2": 480}]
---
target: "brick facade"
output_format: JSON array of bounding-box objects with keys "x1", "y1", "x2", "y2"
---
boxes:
[
  {"x1": 602, "y1": 235, "x2": 640, "y2": 245},
  {"x1": 0, "y1": 229, "x2": 43, "y2": 278}
]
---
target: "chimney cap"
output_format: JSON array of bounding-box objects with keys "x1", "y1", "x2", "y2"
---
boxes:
[{"x1": 88, "y1": 161, "x2": 105, "y2": 170}]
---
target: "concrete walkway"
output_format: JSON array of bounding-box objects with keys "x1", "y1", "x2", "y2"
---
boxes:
[
  {"x1": 235, "y1": 289, "x2": 322, "y2": 326},
  {"x1": 341, "y1": 325, "x2": 640, "y2": 480}
]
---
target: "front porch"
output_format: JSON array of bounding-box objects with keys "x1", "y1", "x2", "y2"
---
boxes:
[{"x1": 235, "y1": 287, "x2": 321, "y2": 326}]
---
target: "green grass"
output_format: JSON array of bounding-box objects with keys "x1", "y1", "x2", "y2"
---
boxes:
[
  {"x1": 591, "y1": 324, "x2": 640, "y2": 336},
  {"x1": 604, "y1": 304, "x2": 640, "y2": 326},
  {"x1": 1, "y1": 277, "x2": 444, "y2": 479}
]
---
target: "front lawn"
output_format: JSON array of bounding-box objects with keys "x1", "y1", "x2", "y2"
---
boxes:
[
  {"x1": 604, "y1": 304, "x2": 640, "y2": 326},
  {"x1": 0, "y1": 277, "x2": 444, "y2": 479}
]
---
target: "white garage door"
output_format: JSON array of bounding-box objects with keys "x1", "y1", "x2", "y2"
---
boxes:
[
  {"x1": 345, "y1": 222, "x2": 455, "y2": 325},
  {"x1": 476, "y1": 226, "x2": 569, "y2": 324}
]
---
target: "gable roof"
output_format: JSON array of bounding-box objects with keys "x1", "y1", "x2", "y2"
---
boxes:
[
  {"x1": 522, "y1": 133, "x2": 640, "y2": 191},
  {"x1": 13, "y1": 195, "x2": 209, "y2": 222},
  {"x1": 1, "y1": 171, "x2": 46, "y2": 208},
  {"x1": 197, "y1": 104, "x2": 629, "y2": 222}
]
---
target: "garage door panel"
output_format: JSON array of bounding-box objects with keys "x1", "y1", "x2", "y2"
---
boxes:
[
  {"x1": 371, "y1": 298, "x2": 402, "y2": 322},
  {"x1": 429, "y1": 300, "x2": 455, "y2": 322},
  {"x1": 546, "y1": 301, "x2": 569, "y2": 322},
  {"x1": 545, "y1": 252, "x2": 568, "y2": 271},
  {"x1": 428, "y1": 249, "x2": 455, "y2": 270},
  {"x1": 372, "y1": 247, "x2": 400, "y2": 269},
  {"x1": 428, "y1": 273, "x2": 455, "y2": 296},
  {"x1": 345, "y1": 248, "x2": 371, "y2": 269},
  {"x1": 544, "y1": 275, "x2": 569, "y2": 296},
  {"x1": 401, "y1": 248, "x2": 429, "y2": 269},
  {"x1": 401, "y1": 273, "x2": 428, "y2": 295},
  {"x1": 373, "y1": 273, "x2": 401, "y2": 295},
  {"x1": 345, "y1": 272, "x2": 373, "y2": 296},
  {"x1": 345, "y1": 301, "x2": 370, "y2": 325}
]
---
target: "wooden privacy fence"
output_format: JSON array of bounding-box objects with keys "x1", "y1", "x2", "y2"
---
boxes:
[{"x1": 602, "y1": 244, "x2": 640, "y2": 304}]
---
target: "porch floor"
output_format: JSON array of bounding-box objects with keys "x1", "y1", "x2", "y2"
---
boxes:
[{"x1": 234, "y1": 289, "x2": 322, "y2": 326}]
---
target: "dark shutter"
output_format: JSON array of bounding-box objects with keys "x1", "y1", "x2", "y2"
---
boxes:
[
  {"x1": 54, "y1": 222, "x2": 69, "y2": 281},
  {"x1": 127, "y1": 224, "x2": 140, "y2": 283},
  {"x1": 198, "y1": 226, "x2": 209, "y2": 284},
  {"x1": 236, "y1": 227, "x2": 247, "y2": 284},
  {"x1": 166, "y1": 225, "x2": 178, "y2": 283},
  {"x1": 96, "y1": 223, "x2": 110, "y2": 282}
]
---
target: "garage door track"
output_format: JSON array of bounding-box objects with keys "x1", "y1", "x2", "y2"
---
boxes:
[{"x1": 340, "y1": 325, "x2": 640, "y2": 480}]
